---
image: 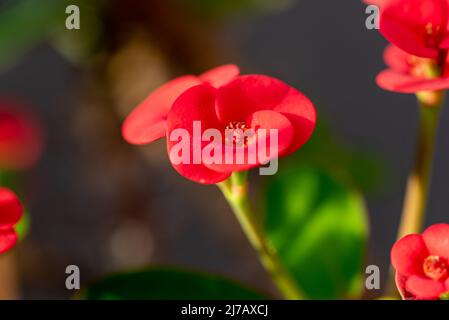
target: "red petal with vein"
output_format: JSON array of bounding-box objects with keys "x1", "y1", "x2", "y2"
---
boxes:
[
  {"x1": 122, "y1": 75, "x2": 202, "y2": 145},
  {"x1": 166, "y1": 85, "x2": 230, "y2": 184},
  {"x1": 422, "y1": 223, "x2": 449, "y2": 259},
  {"x1": 204, "y1": 110, "x2": 294, "y2": 173},
  {"x1": 391, "y1": 234, "x2": 429, "y2": 277},
  {"x1": 0, "y1": 229, "x2": 18, "y2": 254},
  {"x1": 380, "y1": 0, "x2": 449, "y2": 59},
  {"x1": 405, "y1": 275, "x2": 446, "y2": 299},
  {"x1": 199, "y1": 64, "x2": 240, "y2": 88},
  {"x1": 0, "y1": 187, "x2": 23, "y2": 229},
  {"x1": 376, "y1": 69, "x2": 449, "y2": 92},
  {"x1": 217, "y1": 75, "x2": 316, "y2": 155}
]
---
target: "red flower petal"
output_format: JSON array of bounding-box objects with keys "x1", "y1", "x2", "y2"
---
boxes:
[
  {"x1": 0, "y1": 187, "x2": 23, "y2": 229},
  {"x1": 216, "y1": 75, "x2": 290, "y2": 123},
  {"x1": 204, "y1": 110, "x2": 294, "y2": 173},
  {"x1": 395, "y1": 272, "x2": 412, "y2": 299},
  {"x1": 217, "y1": 75, "x2": 316, "y2": 156},
  {"x1": 166, "y1": 84, "x2": 231, "y2": 184},
  {"x1": 376, "y1": 69, "x2": 449, "y2": 92},
  {"x1": 391, "y1": 234, "x2": 429, "y2": 277},
  {"x1": 122, "y1": 76, "x2": 202, "y2": 145},
  {"x1": 405, "y1": 275, "x2": 446, "y2": 299},
  {"x1": 383, "y1": 45, "x2": 412, "y2": 73},
  {"x1": 0, "y1": 229, "x2": 18, "y2": 254},
  {"x1": 199, "y1": 64, "x2": 240, "y2": 88},
  {"x1": 270, "y1": 85, "x2": 316, "y2": 155},
  {"x1": 422, "y1": 223, "x2": 449, "y2": 259},
  {"x1": 380, "y1": 0, "x2": 449, "y2": 59}
]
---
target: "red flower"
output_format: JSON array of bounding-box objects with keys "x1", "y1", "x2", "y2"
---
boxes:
[
  {"x1": 377, "y1": 44, "x2": 449, "y2": 92},
  {"x1": 0, "y1": 188, "x2": 24, "y2": 254},
  {"x1": 379, "y1": 0, "x2": 449, "y2": 59},
  {"x1": 391, "y1": 223, "x2": 449, "y2": 300},
  {"x1": 166, "y1": 75, "x2": 316, "y2": 184},
  {"x1": 122, "y1": 64, "x2": 240, "y2": 145},
  {"x1": 0, "y1": 100, "x2": 43, "y2": 170}
]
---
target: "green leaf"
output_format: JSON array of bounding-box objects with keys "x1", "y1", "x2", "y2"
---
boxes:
[
  {"x1": 298, "y1": 121, "x2": 384, "y2": 194},
  {"x1": 0, "y1": 0, "x2": 63, "y2": 71},
  {"x1": 81, "y1": 267, "x2": 267, "y2": 300},
  {"x1": 264, "y1": 164, "x2": 369, "y2": 299}
]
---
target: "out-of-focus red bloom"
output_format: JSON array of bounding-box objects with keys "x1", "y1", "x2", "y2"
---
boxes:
[
  {"x1": 0, "y1": 187, "x2": 23, "y2": 254},
  {"x1": 391, "y1": 224, "x2": 449, "y2": 300},
  {"x1": 166, "y1": 75, "x2": 316, "y2": 184},
  {"x1": 0, "y1": 101, "x2": 43, "y2": 170},
  {"x1": 377, "y1": 44, "x2": 449, "y2": 92},
  {"x1": 122, "y1": 64, "x2": 240, "y2": 145},
  {"x1": 379, "y1": 0, "x2": 449, "y2": 59}
]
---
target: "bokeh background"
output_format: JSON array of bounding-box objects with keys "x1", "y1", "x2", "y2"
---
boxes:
[{"x1": 0, "y1": 0, "x2": 448, "y2": 299}]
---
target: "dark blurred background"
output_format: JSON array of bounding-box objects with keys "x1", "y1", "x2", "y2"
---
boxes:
[{"x1": 0, "y1": 0, "x2": 448, "y2": 299}]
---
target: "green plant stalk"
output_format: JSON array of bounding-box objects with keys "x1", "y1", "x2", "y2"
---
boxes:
[
  {"x1": 218, "y1": 171, "x2": 305, "y2": 300},
  {"x1": 397, "y1": 100, "x2": 442, "y2": 238},
  {"x1": 386, "y1": 92, "x2": 443, "y2": 297}
]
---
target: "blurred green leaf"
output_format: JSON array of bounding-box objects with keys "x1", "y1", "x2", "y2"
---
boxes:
[
  {"x1": 0, "y1": 0, "x2": 63, "y2": 71},
  {"x1": 299, "y1": 122, "x2": 384, "y2": 194},
  {"x1": 264, "y1": 164, "x2": 369, "y2": 299},
  {"x1": 16, "y1": 209, "x2": 30, "y2": 241},
  {"x1": 178, "y1": 0, "x2": 292, "y2": 20},
  {"x1": 81, "y1": 268, "x2": 267, "y2": 300},
  {"x1": 51, "y1": 0, "x2": 105, "y2": 64},
  {"x1": 0, "y1": 170, "x2": 19, "y2": 190}
]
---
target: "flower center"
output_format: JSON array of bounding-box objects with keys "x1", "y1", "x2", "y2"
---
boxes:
[
  {"x1": 408, "y1": 56, "x2": 440, "y2": 79},
  {"x1": 423, "y1": 255, "x2": 449, "y2": 281},
  {"x1": 225, "y1": 121, "x2": 253, "y2": 146}
]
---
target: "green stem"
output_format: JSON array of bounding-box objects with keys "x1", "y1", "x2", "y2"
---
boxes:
[
  {"x1": 398, "y1": 102, "x2": 441, "y2": 237},
  {"x1": 386, "y1": 93, "x2": 443, "y2": 297},
  {"x1": 218, "y1": 172, "x2": 305, "y2": 300}
]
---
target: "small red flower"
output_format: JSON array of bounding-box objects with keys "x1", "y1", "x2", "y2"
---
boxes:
[
  {"x1": 166, "y1": 75, "x2": 316, "y2": 184},
  {"x1": 379, "y1": 0, "x2": 449, "y2": 59},
  {"x1": 0, "y1": 187, "x2": 24, "y2": 254},
  {"x1": 377, "y1": 44, "x2": 449, "y2": 92},
  {"x1": 391, "y1": 223, "x2": 449, "y2": 300},
  {"x1": 0, "y1": 100, "x2": 43, "y2": 170},
  {"x1": 122, "y1": 64, "x2": 240, "y2": 145}
]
